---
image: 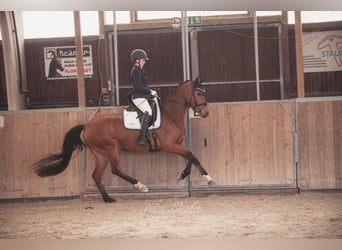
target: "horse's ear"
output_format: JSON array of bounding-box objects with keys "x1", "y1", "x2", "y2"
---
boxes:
[
  {"x1": 193, "y1": 77, "x2": 202, "y2": 85},
  {"x1": 194, "y1": 77, "x2": 204, "y2": 86}
]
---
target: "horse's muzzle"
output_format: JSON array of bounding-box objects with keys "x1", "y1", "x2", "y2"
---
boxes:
[{"x1": 200, "y1": 109, "x2": 209, "y2": 118}]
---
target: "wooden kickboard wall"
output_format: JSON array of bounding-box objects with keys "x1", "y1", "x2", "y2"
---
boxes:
[{"x1": 0, "y1": 100, "x2": 341, "y2": 199}]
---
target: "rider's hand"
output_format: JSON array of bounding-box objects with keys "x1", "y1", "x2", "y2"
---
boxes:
[{"x1": 150, "y1": 89, "x2": 157, "y2": 96}]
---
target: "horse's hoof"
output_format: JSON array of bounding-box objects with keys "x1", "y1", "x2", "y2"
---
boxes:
[
  {"x1": 203, "y1": 174, "x2": 215, "y2": 186},
  {"x1": 177, "y1": 173, "x2": 182, "y2": 181},
  {"x1": 104, "y1": 197, "x2": 116, "y2": 203},
  {"x1": 134, "y1": 182, "x2": 149, "y2": 192},
  {"x1": 208, "y1": 179, "x2": 216, "y2": 186}
]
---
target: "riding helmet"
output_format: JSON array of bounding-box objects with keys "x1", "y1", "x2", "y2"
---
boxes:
[{"x1": 130, "y1": 49, "x2": 149, "y2": 63}]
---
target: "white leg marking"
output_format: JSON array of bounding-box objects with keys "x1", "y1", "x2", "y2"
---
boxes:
[
  {"x1": 133, "y1": 182, "x2": 149, "y2": 192},
  {"x1": 203, "y1": 174, "x2": 215, "y2": 185}
]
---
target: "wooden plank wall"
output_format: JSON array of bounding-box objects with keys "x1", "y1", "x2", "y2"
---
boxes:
[
  {"x1": 1, "y1": 100, "x2": 342, "y2": 199},
  {"x1": 296, "y1": 100, "x2": 342, "y2": 189},
  {"x1": 0, "y1": 109, "x2": 84, "y2": 199},
  {"x1": 190, "y1": 101, "x2": 295, "y2": 189}
]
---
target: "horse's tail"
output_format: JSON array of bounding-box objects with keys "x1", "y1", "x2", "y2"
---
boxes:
[{"x1": 33, "y1": 124, "x2": 87, "y2": 177}]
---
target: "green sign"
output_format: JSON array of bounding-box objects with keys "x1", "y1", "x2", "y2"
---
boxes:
[{"x1": 188, "y1": 16, "x2": 202, "y2": 26}]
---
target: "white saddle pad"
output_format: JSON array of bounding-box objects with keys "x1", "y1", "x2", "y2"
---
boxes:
[{"x1": 123, "y1": 97, "x2": 161, "y2": 130}]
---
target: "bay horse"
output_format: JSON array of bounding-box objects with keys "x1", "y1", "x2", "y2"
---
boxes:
[{"x1": 32, "y1": 78, "x2": 215, "y2": 203}]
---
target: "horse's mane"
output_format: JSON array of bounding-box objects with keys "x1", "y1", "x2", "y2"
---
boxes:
[
  {"x1": 162, "y1": 80, "x2": 190, "y2": 100},
  {"x1": 178, "y1": 80, "x2": 190, "y2": 86}
]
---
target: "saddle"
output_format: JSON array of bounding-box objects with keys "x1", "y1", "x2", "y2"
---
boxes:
[{"x1": 123, "y1": 92, "x2": 162, "y2": 130}]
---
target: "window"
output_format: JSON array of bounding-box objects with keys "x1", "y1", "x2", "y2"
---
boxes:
[
  {"x1": 137, "y1": 11, "x2": 181, "y2": 20},
  {"x1": 104, "y1": 11, "x2": 130, "y2": 24},
  {"x1": 23, "y1": 11, "x2": 99, "y2": 39},
  {"x1": 288, "y1": 11, "x2": 342, "y2": 24}
]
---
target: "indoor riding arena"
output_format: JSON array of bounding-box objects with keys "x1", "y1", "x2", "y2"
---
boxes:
[{"x1": 1, "y1": 11, "x2": 342, "y2": 239}]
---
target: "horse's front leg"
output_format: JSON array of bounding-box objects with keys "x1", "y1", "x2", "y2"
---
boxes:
[
  {"x1": 168, "y1": 144, "x2": 215, "y2": 185},
  {"x1": 183, "y1": 151, "x2": 215, "y2": 185}
]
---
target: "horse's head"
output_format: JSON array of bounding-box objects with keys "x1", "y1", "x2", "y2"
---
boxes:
[
  {"x1": 48, "y1": 55, "x2": 64, "y2": 77},
  {"x1": 187, "y1": 77, "x2": 209, "y2": 118},
  {"x1": 54, "y1": 56, "x2": 64, "y2": 71}
]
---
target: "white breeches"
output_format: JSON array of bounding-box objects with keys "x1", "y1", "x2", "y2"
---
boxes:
[{"x1": 132, "y1": 98, "x2": 152, "y2": 116}]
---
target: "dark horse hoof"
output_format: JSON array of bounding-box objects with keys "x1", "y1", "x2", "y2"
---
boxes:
[{"x1": 104, "y1": 197, "x2": 116, "y2": 203}]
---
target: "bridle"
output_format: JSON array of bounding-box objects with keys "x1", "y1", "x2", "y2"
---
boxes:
[
  {"x1": 190, "y1": 83, "x2": 207, "y2": 116},
  {"x1": 163, "y1": 80, "x2": 208, "y2": 116}
]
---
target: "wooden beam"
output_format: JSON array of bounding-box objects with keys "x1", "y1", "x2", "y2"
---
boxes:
[
  {"x1": 281, "y1": 11, "x2": 288, "y2": 24},
  {"x1": 190, "y1": 29, "x2": 199, "y2": 80},
  {"x1": 130, "y1": 11, "x2": 138, "y2": 23},
  {"x1": 98, "y1": 11, "x2": 105, "y2": 40},
  {"x1": 98, "y1": 11, "x2": 108, "y2": 105},
  {"x1": 73, "y1": 11, "x2": 85, "y2": 107},
  {"x1": 281, "y1": 12, "x2": 291, "y2": 98},
  {"x1": 0, "y1": 11, "x2": 26, "y2": 110},
  {"x1": 295, "y1": 11, "x2": 305, "y2": 98}
]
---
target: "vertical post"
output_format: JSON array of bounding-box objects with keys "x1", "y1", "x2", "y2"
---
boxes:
[
  {"x1": 278, "y1": 23, "x2": 285, "y2": 99},
  {"x1": 98, "y1": 11, "x2": 109, "y2": 105},
  {"x1": 190, "y1": 29, "x2": 199, "y2": 79},
  {"x1": 73, "y1": 11, "x2": 85, "y2": 107},
  {"x1": 295, "y1": 11, "x2": 305, "y2": 98},
  {"x1": 73, "y1": 11, "x2": 86, "y2": 194},
  {"x1": 108, "y1": 31, "x2": 115, "y2": 105},
  {"x1": 130, "y1": 11, "x2": 138, "y2": 23},
  {"x1": 181, "y1": 11, "x2": 191, "y2": 194},
  {"x1": 113, "y1": 11, "x2": 120, "y2": 106},
  {"x1": 253, "y1": 11, "x2": 260, "y2": 101},
  {"x1": 98, "y1": 11, "x2": 105, "y2": 39},
  {"x1": 181, "y1": 11, "x2": 190, "y2": 81},
  {"x1": 0, "y1": 11, "x2": 26, "y2": 110},
  {"x1": 281, "y1": 11, "x2": 288, "y2": 24},
  {"x1": 281, "y1": 11, "x2": 291, "y2": 99}
]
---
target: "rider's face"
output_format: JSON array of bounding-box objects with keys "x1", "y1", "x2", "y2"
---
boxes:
[{"x1": 139, "y1": 58, "x2": 146, "y2": 68}]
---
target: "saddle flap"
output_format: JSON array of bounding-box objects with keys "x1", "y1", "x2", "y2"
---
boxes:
[{"x1": 123, "y1": 96, "x2": 161, "y2": 130}]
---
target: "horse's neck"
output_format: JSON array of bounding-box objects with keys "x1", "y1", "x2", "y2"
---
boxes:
[{"x1": 162, "y1": 94, "x2": 187, "y2": 128}]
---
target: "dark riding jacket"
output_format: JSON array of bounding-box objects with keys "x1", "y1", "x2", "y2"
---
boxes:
[{"x1": 130, "y1": 65, "x2": 151, "y2": 99}]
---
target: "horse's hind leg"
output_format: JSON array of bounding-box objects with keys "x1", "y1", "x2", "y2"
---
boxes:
[
  {"x1": 109, "y1": 147, "x2": 149, "y2": 192},
  {"x1": 91, "y1": 152, "x2": 116, "y2": 203},
  {"x1": 177, "y1": 157, "x2": 192, "y2": 181}
]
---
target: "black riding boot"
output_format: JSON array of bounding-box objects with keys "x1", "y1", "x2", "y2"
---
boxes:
[{"x1": 139, "y1": 112, "x2": 151, "y2": 146}]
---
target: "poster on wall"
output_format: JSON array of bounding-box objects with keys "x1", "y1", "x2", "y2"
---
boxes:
[
  {"x1": 44, "y1": 45, "x2": 93, "y2": 80},
  {"x1": 303, "y1": 30, "x2": 342, "y2": 73}
]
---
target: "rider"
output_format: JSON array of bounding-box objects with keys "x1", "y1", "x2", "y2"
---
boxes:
[{"x1": 130, "y1": 49, "x2": 157, "y2": 146}]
